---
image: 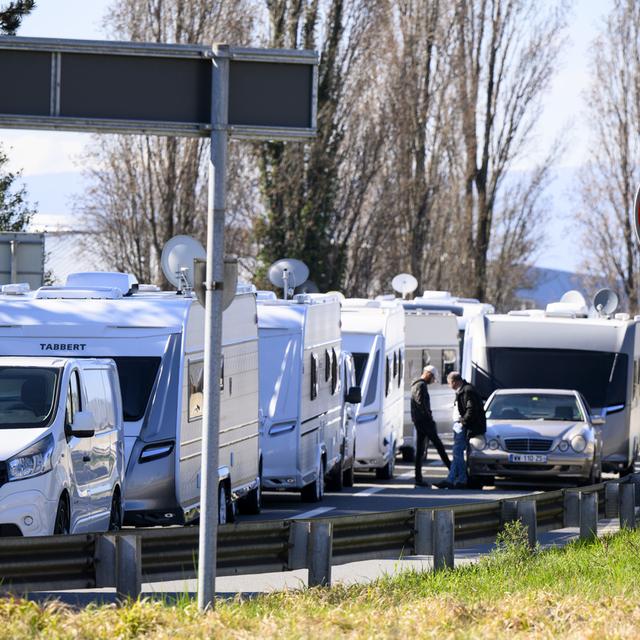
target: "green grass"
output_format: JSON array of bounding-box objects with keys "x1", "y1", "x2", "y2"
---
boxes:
[{"x1": 3, "y1": 523, "x2": 640, "y2": 638}]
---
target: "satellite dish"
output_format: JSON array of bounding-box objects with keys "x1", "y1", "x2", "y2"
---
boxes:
[
  {"x1": 193, "y1": 257, "x2": 238, "y2": 311},
  {"x1": 593, "y1": 288, "x2": 619, "y2": 316},
  {"x1": 560, "y1": 290, "x2": 587, "y2": 307},
  {"x1": 268, "y1": 259, "x2": 309, "y2": 300},
  {"x1": 294, "y1": 279, "x2": 320, "y2": 295},
  {"x1": 161, "y1": 235, "x2": 206, "y2": 291},
  {"x1": 392, "y1": 273, "x2": 418, "y2": 299}
]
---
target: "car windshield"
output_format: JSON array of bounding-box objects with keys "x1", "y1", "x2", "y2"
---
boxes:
[
  {"x1": 0, "y1": 366, "x2": 59, "y2": 428},
  {"x1": 486, "y1": 393, "x2": 585, "y2": 422}
]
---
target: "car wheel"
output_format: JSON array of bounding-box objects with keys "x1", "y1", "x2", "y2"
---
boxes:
[
  {"x1": 53, "y1": 494, "x2": 70, "y2": 535},
  {"x1": 108, "y1": 489, "x2": 122, "y2": 531},
  {"x1": 376, "y1": 445, "x2": 396, "y2": 480},
  {"x1": 218, "y1": 483, "x2": 228, "y2": 525}
]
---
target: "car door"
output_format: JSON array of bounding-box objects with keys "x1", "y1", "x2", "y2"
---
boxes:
[{"x1": 64, "y1": 369, "x2": 93, "y2": 532}]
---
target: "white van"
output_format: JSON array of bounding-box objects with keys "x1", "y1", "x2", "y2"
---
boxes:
[
  {"x1": 0, "y1": 356, "x2": 124, "y2": 536},
  {"x1": 257, "y1": 292, "x2": 342, "y2": 501},
  {"x1": 400, "y1": 307, "x2": 460, "y2": 459},
  {"x1": 341, "y1": 299, "x2": 405, "y2": 479},
  {"x1": 463, "y1": 301, "x2": 640, "y2": 475},
  {"x1": 338, "y1": 350, "x2": 361, "y2": 487},
  {"x1": 0, "y1": 272, "x2": 260, "y2": 526}
]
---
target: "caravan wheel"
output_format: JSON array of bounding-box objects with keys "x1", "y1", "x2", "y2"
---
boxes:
[
  {"x1": 376, "y1": 445, "x2": 396, "y2": 480},
  {"x1": 301, "y1": 458, "x2": 326, "y2": 503},
  {"x1": 218, "y1": 484, "x2": 228, "y2": 525}
]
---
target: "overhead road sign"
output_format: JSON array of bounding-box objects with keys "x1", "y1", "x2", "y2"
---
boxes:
[{"x1": 0, "y1": 36, "x2": 318, "y2": 139}]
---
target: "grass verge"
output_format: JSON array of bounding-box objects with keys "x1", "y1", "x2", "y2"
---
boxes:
[{"x1": 3, "y1": 523, "x2": 640, "y2": 639}]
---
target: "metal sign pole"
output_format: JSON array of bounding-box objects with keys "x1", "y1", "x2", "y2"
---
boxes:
[{"x1": 197, "y1": 44, "x2": 229, "y2": 611}]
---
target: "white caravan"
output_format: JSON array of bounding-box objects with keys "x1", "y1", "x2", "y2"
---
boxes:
[
  {"x1": 257, "y1": 292, "x2": 342, "y2": 501},
  {"x1": 0, "y1": 272, "x2": 260, "y2": 526},
  {"x1": 0, "y1": 356, "x2": 124, "y2": 536},
  {"x1": 341, "y1": 299, "x2": 405, "y2": 479},
  {"x1": 400, "y1": 307, "x2": 460, "y2": 459},
  {"x1": 462, "y1": 302, "x2": 640, "y2": 475},
  {"x1": 339, "y1": 350, "x2": 361, "y2": 487}
]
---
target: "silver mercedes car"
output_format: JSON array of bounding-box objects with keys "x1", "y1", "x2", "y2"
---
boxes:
[{"x1": 468, "y1": 388, "x2": 603, "y2": 487}]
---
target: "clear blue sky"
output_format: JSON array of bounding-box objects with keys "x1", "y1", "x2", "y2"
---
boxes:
[{"x1": 0, "y1": 0, "x2": 613, "y2": 272}]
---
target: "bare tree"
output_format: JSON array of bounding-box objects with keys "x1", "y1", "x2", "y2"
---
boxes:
[
  {"x1": 77, "y1": 0, "x2": 255, "y2": 285},
  {"x1": 452, "y1": 0, "x2": 567, "y2": 301},
  {"x1": 578, "y1": 0, "x2": 640, "y2": 313}
]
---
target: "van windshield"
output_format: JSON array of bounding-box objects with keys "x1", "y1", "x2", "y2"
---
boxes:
[
  {"x1": 111, "y1": 357, "x2": 161, "y2": 421},
  {"x1": 352, "y1": 353, "x2": 369, "y2": 387},
  {"x1": 0, "y1": 367, "x2": 59, "y2": 428},
  {"x1": 474, "y1": 348, "x2": 627, "y2": 408}
]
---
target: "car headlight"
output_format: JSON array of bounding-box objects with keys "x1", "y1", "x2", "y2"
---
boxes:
[
  {"x1": 7, "y1": 434, "x2": 54, "y2": 481},
  {"x1": 558, "y1": 440, "x2": 570, "y2": 452},
  {"x1": 470, "y1": 435, "x2": 486, "y2": 451},
  {"x1": 571, "y1": 434, "x2": 587, "y2": 453},
  {"x1": 487, "y1": 438, "x2": 500, "y2": 450}
]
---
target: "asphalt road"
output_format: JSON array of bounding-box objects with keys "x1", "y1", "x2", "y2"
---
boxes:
[{"x1": 245, "y1": 437, "x2": 573, "y2": 523}]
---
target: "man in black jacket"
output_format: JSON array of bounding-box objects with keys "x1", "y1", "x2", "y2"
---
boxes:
[
  {"x1": 411, "y1": 365, "x2": 451, "y2": 487},
  {"x1": 436, "y1": 371, "x2": 486, "y2": 489}
]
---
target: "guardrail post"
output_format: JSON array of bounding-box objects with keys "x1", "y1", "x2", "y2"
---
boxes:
[
  {"x1": 307, "y1": 521, "x2": 333, "y2": 587},
  {"x1": 288, "y1": 521, "x2": 310, "y2": 570},
  {"x1": 95, "y1": 534, "x2": 116, "y2": 588},
  {"x1": 116, "y1": 533, "x2": 141, "y2": 600},
  {"x1": 579, "y1": 491, "x2": 598, "y2": 540},
  {"x1": 629, "y1": 473, "x2": 640, "y2": 507},
  {"x1": 414, "y1": 509, "x2": 433, "y2": 556},
  {"x1": 605, "y1": 482, "x2": 620, "y2": 519},
  {"x1": 620, "y1": 482, "x2": 637, "y2": 529},
  {"x1": 500, "y1": 500, "x2": 518, "y2": 527},
  {"x1": 564, "y1": 490, "x2": 580, "y2": 527},
  {"x1": 516, "y1": 500, "x2": 537, "y2": 549},
  {"x1": 433, "y1": 510, "x2": 454, "y2": 571}
]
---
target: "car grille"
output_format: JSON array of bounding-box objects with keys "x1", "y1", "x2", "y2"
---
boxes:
[
  {"x1": 504, "y1": 438, "x2": 553, "y2": 453},
  {"x1": 0, "y1": 461, "x2": 6, "y2": 489}
]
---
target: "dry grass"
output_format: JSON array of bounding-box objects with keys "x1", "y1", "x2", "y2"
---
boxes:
[{"x1": 2, "y1": 524, "x2": 640, "y2": 639}]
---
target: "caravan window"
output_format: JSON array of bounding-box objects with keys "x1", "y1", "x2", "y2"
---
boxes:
[
  {"x1": 325, "y1": 350, "x2": 331, "y2": 382},
  {"x1": 331, "y1": 348, "x2": 338, "y2": 395},
  {"x1": 442, "y1": 349, "x2": 457, "y2": 383},
  {"x1": 398, "y1": 351, "x2": 403, "y2": 388},
  {"x1": 112, "y1": 357, "x2": 160, "y2": 422},
  {"x1": 477, "y1": 348, "x2": 628, "y2": 408},
  {"x1": 393, "y1": 352, "x2": 398, "y2": 378},
  {"x1": 353, "y1": 353, "x2": 368, "y2": 386},
  {"x1": 311, "y1": 353, "x2": 319, "y2": 400},
  {"x1": 385, "y1": 356, "x2": 391, "y2": 397},
  {"x1": 188, "y1": 360, "x2": 204, "y2": 421},
  {"x1": 364, "y1": 350, "x2": 380, "y2": 406}
]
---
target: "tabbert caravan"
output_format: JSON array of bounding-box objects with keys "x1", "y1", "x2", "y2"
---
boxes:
[
  {"x1": 341, "y1": 299, "x2": 405, "y2": 478},
  {"x1": 462, "y1": 294, "x2": 640, "y2": 475},
  {"x1": 257, "y1": 292, "x2": 343, "y2": 501},
  {"x1": 0, "y1": 356, "x2": 124, "y2": 536},
  {"x1": 0, "y1": 272, "x2": 261, "y2": 526},
  {"x1": 400, "y1": 306, "x2": 460, "y2": 459}
]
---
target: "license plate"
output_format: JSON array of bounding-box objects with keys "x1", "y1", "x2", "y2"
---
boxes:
[{"x1": 508, "y1": 454, "x2": 547, "y2": 463}]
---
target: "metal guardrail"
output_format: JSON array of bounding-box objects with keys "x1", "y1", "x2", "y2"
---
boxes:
[{"x1": 0, "y1": 475, "x2": 638, "y2": 597}]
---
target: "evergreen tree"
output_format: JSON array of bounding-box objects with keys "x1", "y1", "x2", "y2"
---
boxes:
[
  {"x1": 0, "y1": 0, "x2": 35, "y2": 35},
  {"x1": 0, "y1": 0, "x2": 36, "y2": 232}
]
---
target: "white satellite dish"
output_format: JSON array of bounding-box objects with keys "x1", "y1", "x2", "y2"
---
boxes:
[
  {"x1": 161, "y1": 235, "x2": 206, "y2": 291},
  {"x1": 593, "y1": 288, "x2": 619, "y2": 316},
  {"x1": 560, "y1": 290, "x2": 588, "y2": 307},
  {"x1": 391, "y1": 273, "x2": 418, "y2": 299},
  {"x1": 268, "y1": 259, "x2": 309, "y2": 300}
]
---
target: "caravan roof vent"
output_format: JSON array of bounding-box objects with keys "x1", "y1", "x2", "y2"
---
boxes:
[
  {"x1": 1, "y1": 283, "x2": 30, "y2": 295},
  {"x1": 256, "y1": 290, "x2": 277, "y2": 301},
  {"x1": 614, "y1": 313, "x2": 630, "y2": 321},
  {"x1": 375, "y1": 294, "x2": 396, "y2": 302},
  {"x1": 236, "y1": 282, "x2": 256, "y2": 295},
  {"x1": 545, "y1": 290, "x2": 588, "y2": 318},
  {"x1": 36, "y1": 286, "x2": 123, "y2": 300},
  {"x1": 66, "y1": 272, "x2": 138, "y2": 296},
  {"x1": 421, "y1": 290, "x2": 452, "y2": 300},
  {"x1": 508, "y1": 309, "x2": 545, "y2": 317}
]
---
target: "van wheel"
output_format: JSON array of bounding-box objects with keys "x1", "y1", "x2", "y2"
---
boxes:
[
  {"x1": 239, "y1": 473, "x2": 262, "y2": 515},
  {"x1": 53, "y1": 494, "x2": 70, "y2": 535},
  {"x1": 301, "y1": 458, "x2": 325, "y2": 503},
  {"x1": 376, "y1": 445, "x2": 396, "y2": 480},
  {"x1": 343, "y1": 463, "x2": 355, "y2": 488},
  {"x1": 218, "y1": 483, "x2": 228, "y2": 525},
  {"x1": 108, "y1": 489, "x2": 122, "y2": 531}
]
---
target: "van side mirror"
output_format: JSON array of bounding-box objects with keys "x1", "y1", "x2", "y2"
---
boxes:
[
  {"x1": 66, "y1": 410, "x2": 95, "y2": 438},
  {"x1": 591, "y1": 416, "x2": 605, "y2": 426},
  {"x1": 346, "y1": 386, "x2": 362, "y2": 404}
]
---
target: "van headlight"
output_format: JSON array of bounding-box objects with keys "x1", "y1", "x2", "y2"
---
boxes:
[
  {"x1": 571, "y1": 434, "x2": 587, "y2": 453},
  {"x1": 7, "y1": 434, "x2": 54, "y2": 481},
  {"x1": 470, "y1": 435, "x2": 486, "y2": 451}
]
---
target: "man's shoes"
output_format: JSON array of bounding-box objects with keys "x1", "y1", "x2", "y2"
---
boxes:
[{"x1": 434, "y1": 480, "x2": 453, "y2": 489}]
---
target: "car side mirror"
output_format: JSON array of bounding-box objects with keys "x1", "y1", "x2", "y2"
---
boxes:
[
  {"x1": 66, "y1": 410, "x2": 95, "y2": 438},
  {"x1": 346, "y1": 386, "x2": 362, "y2": 404},
  {"x1": 591, "y1": 416, "x2": 605, "y2": 426}
]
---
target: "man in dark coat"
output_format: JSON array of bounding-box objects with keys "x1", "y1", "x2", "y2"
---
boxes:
[
  {"x1": 436, "y1": 371, "x2": 486, "y2": 489},
  {"x1": 411, "y1": 365, "x2": 451, "y2": 487}
]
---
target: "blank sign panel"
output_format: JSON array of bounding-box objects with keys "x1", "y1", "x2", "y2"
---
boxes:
[
  {"x1": 60, "y1": 53, "x2": 212, "y2": 124},
  {"x1": 0, "y1": 50, "x2": 51, "y2": 116}
]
